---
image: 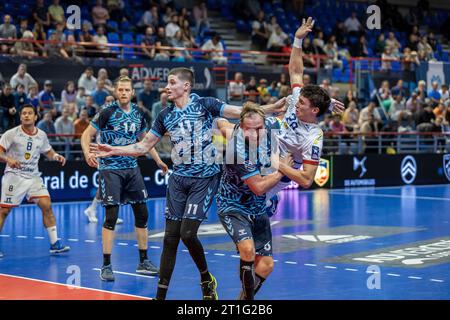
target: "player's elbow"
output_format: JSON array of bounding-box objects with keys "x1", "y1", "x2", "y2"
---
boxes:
[
  {"x1": 248, "y1": 183, "x2": 265, "y2": 196},
  {"x1": 298, "y1": 178, "x2": 313, "y2": 189}
]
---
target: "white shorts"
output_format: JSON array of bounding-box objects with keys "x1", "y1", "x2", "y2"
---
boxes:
[{"x1": 0, "y1": 173, "x2": 50, "y2": 208}]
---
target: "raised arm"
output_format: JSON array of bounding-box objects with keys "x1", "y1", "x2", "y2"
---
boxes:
[
  {"x1": 290, "y1": 17, "x2": 315, "y2": 87},
  {"x1": 221, "y1": 97, "x2": 287, "y2": 119}
]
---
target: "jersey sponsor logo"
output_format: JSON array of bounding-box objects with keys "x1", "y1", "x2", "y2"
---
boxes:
[
  {"x1": 314, "y1": 158, "x2": 329, "y2": 187},
  {"x1": 24, "y1": 153, "x2": 31, "y2": 160},
  {"x1": 311, "y1": 145, "x2": 320, "y2": 161},
  {"x1": 443, "y1": 154, "x2": 450, "y2": 182}
]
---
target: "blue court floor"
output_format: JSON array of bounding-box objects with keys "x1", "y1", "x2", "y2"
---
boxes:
[{"x1": 1, "y1": 184, "x2": 450, "y2": 300}]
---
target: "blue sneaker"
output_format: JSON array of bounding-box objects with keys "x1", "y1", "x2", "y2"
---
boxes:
[
  {"x1": 100, "y1": 264, "x2": 115, "y2": 282},
  {"x1": 49, "y1": 240, "x2": 70, "y2": 254},
  {"x1": 266, "y1": 194, "x2": 280, "y2": 218},
  {"x1": 136, "y1": 259, "x2": 159, "y2": 275}
]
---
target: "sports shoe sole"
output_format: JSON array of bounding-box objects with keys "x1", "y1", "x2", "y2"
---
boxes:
[{"x1": 50, "y1": 247, "x2": 71, "y2": 254}]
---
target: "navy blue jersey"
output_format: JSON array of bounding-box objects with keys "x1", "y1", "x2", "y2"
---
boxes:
[
  {"x1": 217, "y1": 117, "x2": 279, "y2": 216},
  {"x1": 91, "y1": 101, "x2": 148, "y2": 170},
  {"x1": 150, "y1": 93, "x2": 225, "y2": 178}
]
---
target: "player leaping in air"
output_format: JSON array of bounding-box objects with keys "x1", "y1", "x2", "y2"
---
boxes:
[{"x1": 0, "y1": 104, "x2": 70, "y2": 258}]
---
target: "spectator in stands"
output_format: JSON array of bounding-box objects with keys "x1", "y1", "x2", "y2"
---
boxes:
[
  {"x1": 319, "y1": 114, "x2": 332, "y2": 132},
  {"x1": 92, "y1": 0, "x2": 110, "y2": 29},
  {"x1": 66, "y1": 103, "x2": 78, "y2": 121},
  {"x1": 76, "y1": 87, "x2": 86, "y2": 110},
  {"x1": 414, "y1": 80, "x2": 427, "y2": 102},
  {"x1": 267, "y1": 25, "x2": 288, "y2": 52},
  {"x1": 165, "y1": 14, "x2": 181, "y2": 43},
  {"x1": 0, "y1": 84, "x2": 17, "y2": 131},
  {"x1": 278, "y1": 85, "x2": 291, "y2": 99},
  {"x1": 151, "y1": 91, "x2": 169, "y2": 122},
  {"x1": 257, "y1": 79, "x2": 269, "y2": 99},
  {"x1": 402, "y1": 48, "x2": 420, "y2": 74},
  {"x1": 170, "y1": 31, "x2": 192, "y2": 62},
  {"x1": 277, "y1": 73, "x2": 288, "y2": 88},
  {"x1": 55, "y1": 107, "x2": 75, "y2": 160},
  {"x1": 78, "y1": 67, "x2": 97, "y2": 96},
  {"x1": 428, "y1": 32, "x2": 438, "y2": 52},
  {"x1": 13, "y1": 84, "x2": 29, "y2": 110},
  {"x1": 391, "y1": 79, "x2": 408, "y2": 97},
  {"x1": 119, "y1": 68, "x2": 129, "y2": 77},
  {"x1": 381, "y1": 47, "x2": 399, "y2": 72},
  {"x1": 439, "y1": 84, "x2": 449, "y2": 102},
  {"x1": 180, "y1": 20, "x2": 198, "y2": 48},
  {"x1": 81, "y1": 95, "x2": 98, "y2": 118},
  {"x1": 79, "y1": 22, "x2": 97, "y2": 58},
  {"x1": 320, "y1": 79, "x2": 334, "y2": 96},
  {"x1": 251, "y1": 10, "x2": 269, "y2": 51},
  {"x1": 0, "y1": 15, "x2": 17, "y2": 54},
  {"x1": 201, "y1": 33, "x2": 227, "y2": 64},
  {"x1": 162, "y1": 6, "x2": 174, "y2": 25},
  {"x1": 139, "y1": 5, "x2": 160, "y2": 34},
  {"x1": 38, "y1": 80, "x2": 56, "y2": 117},
  {"x1": 193, "y1": 1, "x2": 210, "y2": 34},
  {"x1": 228, "y1": 72, "x2": 245, "y2": 102},
  {"x1": 17, "y1": 19, "x2": 29, "y2": 39},
  {"x1": 342, "y1": 101, "x2": 360, "y2": 131},
  {"x1": 378, "y1": 80, "x2": 392, "y2": 112},
  {"x1": 64, "y1": 33, "x2": 83, "y2": 62},
  {"x1": 415, "y1": 103, "x2": 435, "y2": 126},
  {"x1": 10, "y1": 64, "x2": 37, "y2": 93},
  {"x1": 106, "y1": 0, "x2": 126, "y2": 24},
  {"x1": 389, "y1": 94, "x2": 408, "y2": 121},
  {"x1": 302, "y1": 74, "x2": 311, "y2": 86},
  {"x1": 48, "y1": 0, "x2": 65, "y2": 27},
  {"x1": 267, "y1": 15, "x2": 279, "y2": 34},
  {"x1": 245, "y1": 77, "x2": 259, "y2": 103},
  {"x1": 104, "y1": 94, "x2": 115, "y2": 107},
  {"x1": 137, "y1": 79, "x2": 156, "y2": 112},
  {"x1": 407, "y1": 33, "x2": 419, "y2": 52},
  {"x1": 267, "y1": 81, "x2": 279, "y2": 98},
  {"x1": 61, "y1": 81, "x2": 77, "y2": 105},
  {"x1": 74, "y1": 109, "x2": 90, "y2": 138},
  {"x1": 141, "y1": 26, "x2": 157, "y2": 60},
  {"x1": 417, "y1": 36, "x2": 434, "y2": 61},
  {"x1": 43, "y1": 31, "x2": 69, "y2": 59},
  {"x1": 344, "y1": 12, "x2": 363, "y2": 36},
  {"x1": 330, "y1": 114, "x2": 347, "y2": 134},
  {"x1": 397, "y1": 111, "x2": 414, "y2": 133},
  {"x1": 32, "y1": 22, "x2": 46, "y2": 56},
  {"x1": 433, "y1": 102, "x2": 446, "y2": 118},
  {"x1": 350, "y1": 35, "x2": 369, "y2": 57},
  {"x1": 32, "y1": 0, "x2": 50, "y2": 30},
  {"x1": 375, "y1": 33, "x2": 386, "y2": 56},
  {"x1": 406, "y1": 92, "x2": 420, "y2": 114},
  {"x1": 93, "y1": 26, "x2": 109, "y2": 57},
  {"x1": 97, "y1": 68, "x2": 114, "y2": 93},
  {"x1": 28, "y1": 84, "x2": 39, "y2": 108},
  {"x1": 155, "y1": 27, "x2": 171, "y2": 61},
  {"x1": 359, "y1": 101, "x2": 382, "y2": 127},
  {"x1": 428, "y1": 81, "x2": 441, "y2": 106},
  {"x1": 343, "y1": 90, "x2": 357, "y2": 108},
  {"x1": 360, "y1": 113, "x2": 379, "y2": 153},
  {"x1": 385, "y1": 32, "x2": 401, "y2": 57},
  {"x1": 324, "y1": 40, "x2": 343, "y2": 70},
  {"x1": 302, "y1": 37, "x2": 316, "y2": 67},
  {"x1": 91, "y1": 79, "x2": 109, "y2": 107},
  {"x1": 37, "y1": 111, "x2": 56, "y2": 135}
]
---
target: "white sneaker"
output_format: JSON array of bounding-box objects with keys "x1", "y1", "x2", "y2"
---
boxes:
[
  {"x1": 117, "y1": 218, "x2": 123, "y2": 224},
  {"x1": 84, "y1": 207, "x2": 98, "y2": 223}
]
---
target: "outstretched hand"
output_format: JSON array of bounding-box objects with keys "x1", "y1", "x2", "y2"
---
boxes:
[
  {"x1": 295, "y1": 17, "x2": 315, "y2": 39},
  {"x1": 90, "y1": 143, "x2": 115, "y2": 158}
]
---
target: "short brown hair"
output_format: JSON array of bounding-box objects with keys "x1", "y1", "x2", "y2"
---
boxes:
[
  {"x1": 240, "y1": 102, "x2": 265, "y2": 123},
  {"x1": 300, "y1": 85, "x2": 331, "y2": 117},
  {"x1": 168, "y1": 67, "x2": 195, "y2": 86},
  {"x1": 114, "y1": 75, "x2": 133, "y2": 87}
]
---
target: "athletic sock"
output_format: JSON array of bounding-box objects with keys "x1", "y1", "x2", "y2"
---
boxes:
[
  {"x1": 103, "y1": 254, "x2": 111, "y2": 266},
  {"x1": 254, "y1": 273, "x2": 266, "y2": 295},
  {"x1": 139, "y1": 249, "x2": 148, "y2": 263},
  {"x1": 240, "y1": 259, "x2": 255, "y2": 300},
  {"x1": 156, "y1": 279, "x2": 169, "y2": 300},
  {"x1": 200, "y1": 269, "x2": 212, "y2": 282},
  {"x1": 47, "y1": 226, "x2": 58, "y2": 245}
]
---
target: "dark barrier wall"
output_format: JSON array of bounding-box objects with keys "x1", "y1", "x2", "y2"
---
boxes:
[
  {"x1": 0, "y1": 158, "x2": 172, "y2": 202},
  {"x1": 313, "y1": 154, "x2": 450, "y2": 188}
]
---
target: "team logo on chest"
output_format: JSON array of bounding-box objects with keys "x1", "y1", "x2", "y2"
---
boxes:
[{"x1": 24, "y1": 153, "x2": 31, "y2": 160}]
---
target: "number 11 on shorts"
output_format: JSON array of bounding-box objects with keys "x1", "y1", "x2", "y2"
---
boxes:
[{"x1": 187, "y1": 204, "x2": 198, "y2": 215}]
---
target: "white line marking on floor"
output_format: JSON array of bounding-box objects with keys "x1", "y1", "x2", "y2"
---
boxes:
[
  {"x1": 182, "y1": 249, "x2": 189, "y2": 252},
  {"x1": 16, "y1": 236, "x2": 27, "y2": 239},
  {"x1": 273, "y1": 260, "x2": 278, "y2": 263},
  {"x1": 285, "y1": 261, "x2": 297, "y2": 265},
  {"x1": 304, "y1": 264, "x2": 317, "y2": 267},
  {"x1": 68, "y1": 239, "x2": 79, "y2": 242},
  {"x1": 204, "y1": 252, "x2": 209, "y2": 254},
  {"x1": 84, "y1": 240, "x2": 95, "y2": 243},
  {"x1": 387, "y1": 273, "x2": 401, "y2": 277},
  {"x1": 430, "y1": 279, "x2": 444, "y2": 283},
  {"x1": 345, "y1": 268, "x2": 358, "y2": 272},
  {"x1": 231, "y1": 255, "x2": 240, "y2": 258},
  {"x1": 408, "y1": 276, "x2": 422, "y2": 280},
  {"x1": 214, "y1": 253, "x2": 225, "y2": 256},
  {"x1": 92, "y1": 268, "x2": 156, "y2": 279},
  {"x1": 329, "y1": 191, "x2": 450, "y2": 202},
  {"x1": 324, "y1": 266, "x2": 337, "y2": 269},
  {"x1": 0, "y1": 235, "x2": 10, "y2": 238},
  {"x1": 34, "y1": 236, "x2": 45, "y2": 240},
  {"x1": 117, "y1": 243, "x2": 128, "y2": 246},
  {"x1": 150, "y1": 246, "x2": 160, "y2": 249}
]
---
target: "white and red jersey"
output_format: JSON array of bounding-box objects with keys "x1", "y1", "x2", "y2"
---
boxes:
[
  {"x1": 277, "y1": 86, "x2": 323, "y2": 168},
  {"x1": 0, "y1": 126, "x2": 52, "y2": 178}
]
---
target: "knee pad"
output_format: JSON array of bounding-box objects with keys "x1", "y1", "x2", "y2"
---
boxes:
[
  {"x1": 103, "y1": 205, "x2": 119, "y2": 230},
  {"x1": 132, "y1": 203, "x2": 148, "y2": 229}
]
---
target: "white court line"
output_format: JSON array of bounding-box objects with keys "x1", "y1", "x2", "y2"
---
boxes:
[
  {"x1": 408, "y1": 276, "x2": 422, "y2": 280},
  {"x1": 273, "y1": 260, "x2": 278, "y2": 263},
  {"x1": 0, "y1": 235, "x2": 10, "y2": 238},
  {"x1": 304, "y1": 264, "x2": 317, "y2": 267},
  {"x1": 150, "y1": 246, "x2": 160, "y2": 249},
  {"x1": 0, "y1": 272, "x2": 152, "y2": 300},
  {"x1": 387, "y1": 273, "x2": 401, "y2": 277},
  {"x1": 84, "y1": 240, "x2": 95, "y2": 243},
  {"x1": 324, "y1": 266, "x2": 337, "y2": 269},
  {"x1": 34, "y1": 236, "x2": 45, "y2": 240},
  {"x1": 285, "y1": 261, "x2": 297, "y2": 265},
  {"x1": 68, "y1": 239, "x2": 79, "y2": 242},
  {"x1": 16, "y1": 236, "x2": 27, "y2": 239},
  {"x1": 92, "y1": 268, "x2": 156, "y2": 279},
  {"x1": 328, "y1": 191, "x2": 450, "y2": 201},
  {"x1": 345, "y1": 268, "x2": 358, "y2": 272},
  {"x1": 117, "y1": 243, "x2": 128, "y2": 246},
  {"x1": 430, "y1": 279, "x2": 444, "y2": 283},
  {"x1": 182, "y1": 249, "x2": 189, "y2": 253},
  {"x1": 204, "y1": 252, "x2": 209, "y2": 254},
  {"x1": 214, "y1": 253, "x2": 225, "y2": 256},
  {"x1": 231, "y1": 255, "x2": 240, "y2": 258}
]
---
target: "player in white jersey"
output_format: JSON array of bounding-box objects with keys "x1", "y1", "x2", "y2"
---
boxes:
[
  {"x1": 0, "y1": 104, "x2": 70, "y2": 257},
  {"x1": 265, "y1": 17, "x2": 344, "y2": 216}
]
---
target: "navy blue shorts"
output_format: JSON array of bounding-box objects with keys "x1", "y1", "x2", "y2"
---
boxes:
[
  {"x1": 218, "y1": 212, "x2": 273, "y2": 256},
  {"x1": 165, "y1": 173, "x2": 220, "y2": 221},
  {"x1": 99, "y1": 167, "x2": 148, "y2": 206}
]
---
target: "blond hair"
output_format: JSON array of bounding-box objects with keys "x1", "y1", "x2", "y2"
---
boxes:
[
  {"x1": 240, "y1": 102, "x2": 265, "y2": 123},
  {"x1": 114, "y1": 75, "x2": 133, "y2": 87}
]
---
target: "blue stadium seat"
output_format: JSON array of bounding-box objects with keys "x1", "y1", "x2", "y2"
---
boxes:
[
  {"x1": 107, "y1": 20, "x2": 119, "y2": 32},
  {"x1": 122, "y1": 33, "x2": 134, "y2": 44},
  {"x1": 121, "y1": 21, "x2": 132, "y2": 32},
  {"x1": 107, "y1": 32, "x2": 120, "y2": 54},
  {"x1": 18, "y1": 4, "x2": 29, "y2": 17},
  {"x1": 136, "y1": 34, "x2": 144, "y2": 45},
  {"x1": 442, "y1": 52, "x2": 449, "y2": 62}
]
